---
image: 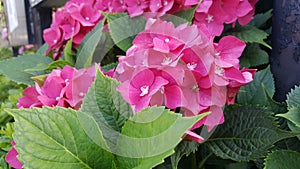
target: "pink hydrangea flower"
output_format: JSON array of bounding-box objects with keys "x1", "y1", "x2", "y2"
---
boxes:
[
  {"x1": 116, "y1": 18, "x2": 256, "y2": 143},
  {"x1": 194, "y1": 0, "x2": 257, "y2": 36},
  {"x1": 43, "y1": 0, "x2": 104, "y2": 57},
  {"x1": 95, "y1": 0, "x2": 127, "y2": 13},
  {"x1": 11, "y1": 65, "x2": 104, "y2": 167},
  {"x1": 238, "y1": 0, "x2": 259, "y2": 25},
  {"x1": 6, "y1": 141, "x2": 22, "y2": 169},
  {"x1": 125, "y1": 0, "x2": 150, "y2": 17},
  {"x1": 17, "y1": 86, "x2": 42, "y2": 108},
  {"x1": 117, "y1": 68, "x2": 169, "y2": 111},
  {"x1": 17, "y1": 65, "x2": 97, "y2": 110}
]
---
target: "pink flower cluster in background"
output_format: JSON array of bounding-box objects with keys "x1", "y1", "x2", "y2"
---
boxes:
[
  {"x1": 43, "y1": 0, "x2": 103, "y2": 58},
  {"x1": 193, "y1": 0, "x2": 259, "y2": 36},
  {"x1": 6, "y1": 65, "x2": 98, "y2": 168},
  {"x1": 43, "y1": 0, "x2": 258, "y2": 57},
  {"x1": 115, "y1": 18, "x2": 256, "y2": 142},
  {"x1": 17, "y1": 65, "x2": 96, "y2": 110}
]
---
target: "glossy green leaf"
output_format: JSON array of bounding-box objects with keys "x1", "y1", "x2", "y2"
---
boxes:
[
  {"x1": 106, "y1": 13, "x2": 146, "y2": 51},
  {"x1": 75, "y1": 20, "x2": 105, "y2": 69},
  {"x1": 249, "y1": 9, "x2": 273, "y2": 28},
  {"x1": 79, "y1": 69, "x2": 133, "y2": 149},
  {"x1": 7, "y1": 107, "x2": 114, "y2": 169},
  {"x1": 263, "y1": 86, "x2": 287, "y2": 113},
  {"x1": 286, "y1": 85, "x2": 300, "y2": 110},
  {"x1": 102, "y1": 62, "x2": 118, "y2": 72},
  {"x1": 92, "y1": 31, "x2": 116, "y2": 64},
  {"x1": 277, "y1": 107, "x2": 300, "y2": 140},
  {"x1": 170, "y1": 141, "x2": 199, "y2": 169},
  {"x1": 165, "y1": 6, "x2": 197, "y2": 26},
  {"x1": 63, "y1": 39, "x2": 76, "y2": 65},
  {"x1": 237, "y1": 67, "x2": 275, "y2": 106},
  {"x1": 116, "y1": 107, "x2": 209, "y2": 169},
  {"x1": 228, "y1": 25, "x2": 271, "y2": 49},
  {"x1": 205, "y1": 106, "x2": 294, "y2": 161},
  {"x1": 264, "y1": 150, "x2": 300, "y2": 169},
  {"x1": 36, "y1": 44, "x2": 49, "y2": 55},
  {"x1": 240, "y1": 44, "x2": 269, "y2": 68},
  {"x1": 46, "y1": 59, "x2": 74, "y2": 71},
  {"x1": 277, "y1": 107, "x2": 300, "y2": 128},
  {"x1": 286, "y1": 122, "x2": 300, "y2": 140},
  {"x1": 0, "y1": 55, "x2": 53, "y2": 85}
]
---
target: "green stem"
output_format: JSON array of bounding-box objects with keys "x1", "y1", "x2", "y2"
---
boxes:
[
  {"x1": 191, "y1": 152, "x2": 197, "y2": 169},
  {"x1": 198, "y1": 152, "x2": 213, "y2": 169}
]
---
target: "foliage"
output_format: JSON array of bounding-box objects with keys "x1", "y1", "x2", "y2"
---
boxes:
[
  {"x1": 0, "y1": 49, "x2": 24, "y2": 169},
  {"x1": 264, "y1": 150, "x2": 300, "y2": 169},
  {"x1": 1, "y1": 0, "x2": 300, "y2": 169}
]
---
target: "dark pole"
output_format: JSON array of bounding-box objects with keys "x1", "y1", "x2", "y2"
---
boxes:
[{"x1": 270, "y1": 0, "x2": 300, "y2": 102}]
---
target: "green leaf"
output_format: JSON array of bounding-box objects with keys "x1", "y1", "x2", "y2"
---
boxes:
[
  {"x1": 205, "y1": 106, "x2": 295, "y2": 161},
  {"x1": 7, "y1": 107, "x2": 114, "y2": 169},
  {"x1": 237, "y1": 67, "x2": 275, "y2": 106},
  {"x1": 106, "y1": 13, "x2": 147, "y2": 51},
  {"x1": 249, "y1": 10, "x2": 273, "y2": 28},
  {"x1": 92, "y1": 31, "x2": 116, "y2": 64},
  {"x1": 36, "y1": 44, "x2": 49, "y2": 55},
  {"x1": 0, "y1": 55, "x2": 53, "y2": 85},
  {"x1": 263, "y1": 85, "x2": 287, "y2": 113},
  {"x1": 240, "y1": 44, "x2": 269, "y2": 68},
  {"x1": 277, "y1": 107, "x2": 300, "y2": 140},
  {"x1": 116, "y1": 107, "x2": 209, "y2": 169},
  {"x1": 264, "y1": 150, "x2": 300, "y2": 169},
  {"x1": 102, "y1": 62, "x2": 118, "y2": 72},
  {"x1": 165, "y1": 6, "x2": 197, "y2": 26},
  {"x1": 47, "y1": 59, "x2": 74, "y2": 71},
  {"x1": 228, "y1": 25, "x2": 271, "y2": 49},
  {"x1": 277, "y1": 107, "x2": 300, "y2": 128},
  {"x1": 286, "y1": 122, "x2": 300, "y2": 140},
  {"x1": 286, "y1": 86, "x2": 300, "y2": 110},
  {"x1": 75, "y1": 20, "x2": 105, "y2": 69},
  {"x1": 63, "y1": 39, "x2": 76, "y2": 65},
  {"x1": 225, "y1": 162, "x2": 252, "y2": 169},
  {"x1": 170, "y1": 141, "x2": 199, "y2": 169},
  {"x1": 79, "y1": 69, "x2": 133, "y2": 149}
]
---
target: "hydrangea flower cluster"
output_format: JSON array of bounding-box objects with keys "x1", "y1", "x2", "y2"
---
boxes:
[
  {"x1": 43, "y1": 0, "x2": 258, "y2": 57},
  {"x1": 43, "y1": 0, "x2": 103, "y2": 58},
  {"x1": 43, "y1": 0, "x2": 193, "y2": 56},
  {"x1": 6, "y1": 65, "x2": 99, "y2": 168},
  {"x1": 17, "y1": 65, "x2": 96, "y2": 110},
  {"x1": 193, "y1": 0, "x2": 259, "y2": 36},
  {"x1": 115, "y1": 18, "x2": 256, "y2": 142}
]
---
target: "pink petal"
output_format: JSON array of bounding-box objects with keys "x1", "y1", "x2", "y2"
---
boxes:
[
  {"x1": 131, "y1": 69, "x2": 155, "y2": 88},
  {"x1": 184, "y1": 130, "x2": 205, "y2": 143},
  {"x1": 164, "y1": 85, "x2": 185, "y2": 109},
  {"x1": 153, "y1": 37, "x2": 170, "y2": 53},
  {"x1": 6, "y1": 141, "x2": 23, "y2": 169}
]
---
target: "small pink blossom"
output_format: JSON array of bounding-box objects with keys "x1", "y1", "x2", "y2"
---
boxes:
[
  {"x1": 17, "y1": 86, "x2": 42, "y2": 108},
  {"x1": 125, "y1": 0, "x2": 150, "y2": 17},
  {"x1": 194, "y1": 0, "x2": 257, "y2": 36},
  {"x1": 6, "y1": 141, "x2": 23, "y2": 169},
  {"x1": 117, "y1": 68, "x2": 169, "y2": 112},
  {"x1": 214, "y1": 36, "x2": 246, "y2": 68},
  {"x1": 43, "y1": 26, "x2": 64, "y2": 54},
  {"x1": 68, "y1": 3, "x2": 102, "y2": 27},
  {"x1": 238, "y1": 0, "x2": 259, "y2": 25}
]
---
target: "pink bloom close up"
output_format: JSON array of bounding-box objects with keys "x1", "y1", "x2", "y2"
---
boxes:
[{"x1": 116, "y1": 18, "x2": 256, "y2": 143}]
